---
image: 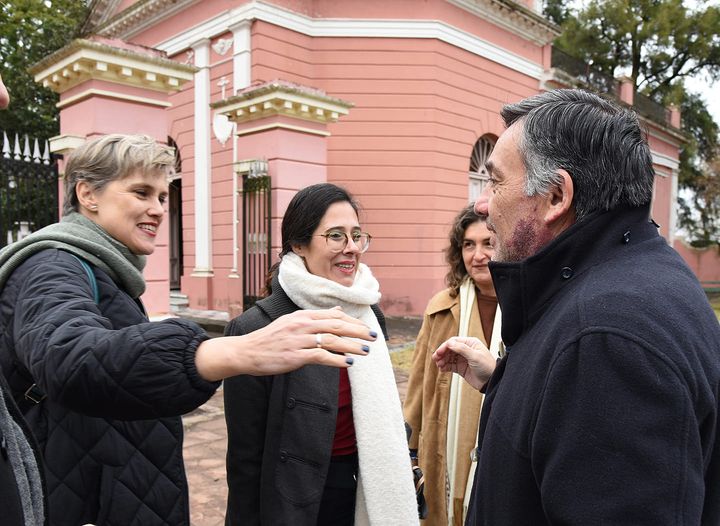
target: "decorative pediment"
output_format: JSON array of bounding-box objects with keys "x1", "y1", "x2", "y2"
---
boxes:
[
  {"x1": 211, "y1": 80, "x2": 353, "y2": 125},
  {"x1": 81, "y1": 0, "x2": 123, "y2": 34},
  {"x1": 94, "y1": 0, "x2": 198, "y2": 39},
  {"x1": 447, "y1": 0, "x2": 560, "y2": 45},
  {"x1": 29, "y1": 37, "x2": 197, "y2": 95}
]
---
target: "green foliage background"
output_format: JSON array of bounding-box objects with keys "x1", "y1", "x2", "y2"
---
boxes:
[
  {"x1": 0, "y1": 0, "x2": 88, "y2": 139},
  {"x1": 545, "y1": 0, "x2": 720, "y2": 246}
]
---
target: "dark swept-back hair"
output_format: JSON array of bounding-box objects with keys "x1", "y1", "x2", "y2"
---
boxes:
[
  {"x1": 445, "y1": 204, "x2": 487, "y2": 298},
  {"x1": 280, "y1": 183, "x2": 359, "y2": 256},
  {"x1": 501, "y1": 88, "x2": 655, "y2": 221},
  {"x1": 262, "y1": 183, "x2": 359, "y2": 295}
]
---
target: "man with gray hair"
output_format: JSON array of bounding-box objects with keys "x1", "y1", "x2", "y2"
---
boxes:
[{"x1": 434, "y1": 89, "x2": 720, "y2": 524}]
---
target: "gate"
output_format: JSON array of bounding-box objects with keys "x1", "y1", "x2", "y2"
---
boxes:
[
  {"x1": 242, "y1": 168, "x2": 271, "y2": 310},
  {"x1": 0, "y1": 132, "x2": 58, "y2": 248}
]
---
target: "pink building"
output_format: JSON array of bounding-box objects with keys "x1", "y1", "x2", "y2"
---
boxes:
[{"x1": 32, "y1": 0, "x2": 685, "y2": 317}]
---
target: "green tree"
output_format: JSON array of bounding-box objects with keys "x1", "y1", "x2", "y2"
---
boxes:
[
  {"x1": 0, "y1": 0, "x2": 88, "y2": 139},
  {"x1": 678, "y1": 92, "x2": 720, "y2": 246},
  {"x1": 547, "y1": 0, "x2": 720, "y2": 245}
]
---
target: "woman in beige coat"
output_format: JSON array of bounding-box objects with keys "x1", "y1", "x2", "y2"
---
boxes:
[{"x1": 404, "y1": 205, "x2": 501, "y2": 525}]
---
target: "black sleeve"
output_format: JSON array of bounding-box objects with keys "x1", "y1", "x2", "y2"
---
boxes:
[
  {"x1": 223, "y1": 310, "x2": 273, "y2": 525},
  {"x1": 10, "y1": 251, "x2": 218, "y2": 420}
]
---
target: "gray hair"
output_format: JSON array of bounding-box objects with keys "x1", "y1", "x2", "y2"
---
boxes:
[
  {"x1": 501, "y1": 89, "x2": 655, "y2": 221},
  {"x1": 62, "y1": 134, "x2": 175, "y2": 216}
]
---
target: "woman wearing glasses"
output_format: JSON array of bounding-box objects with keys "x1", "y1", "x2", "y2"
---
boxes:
[{"x1": 223, "y1": 183, "x2": 418, "y2": 525}]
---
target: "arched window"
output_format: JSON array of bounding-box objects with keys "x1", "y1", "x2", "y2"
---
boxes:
[
  {"x1": 167, "y1": 136, "x2": 182, "y2": 175},
  {"x1": 468, "y1": 135, "x2": 496, "y2": 203}
]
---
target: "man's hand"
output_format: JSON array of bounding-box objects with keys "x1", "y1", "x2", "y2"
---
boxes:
[{"x1": 432, "y1": 336, "x2": 496, "y2": 390}]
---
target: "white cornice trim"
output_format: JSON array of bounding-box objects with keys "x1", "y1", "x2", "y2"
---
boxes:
[
  {"x1": 652, "y1": 151, "x2": 680, "y2": 172},
  {"x1": 236, "y1": 122, "x2": 332, "y2": 137},
  {"x1": 32, "y1": 39, "x2": 196, "y2": 95},
  {"x1": 446, "y1": 0, "x2": 559, "y2": 45},
  {"x1": 151, "y1": 1, "x2": 544, "y2": 80},
  {"x1": 212, "y1": 81, "x2": 352, "y2": 125},
  {"x1": 49, "y1": 134, "x2": 85, "y2": 155},
  {"x1": 83, "y1": 0, "x2": 122, "y2": 33},
  {"x1": 647, "y1": 125, "x2": 686, "y2": 146},
  {"x1": 57, "y1": 88, "x2": 172, "y2": 109},
  {"x1": 97, "y1": 0, "x2": 200, "y2": 39}
]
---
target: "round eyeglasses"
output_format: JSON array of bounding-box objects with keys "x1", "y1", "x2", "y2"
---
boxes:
[{"x1": 315, "y1": 230, "x2": 372, "y2": 253}]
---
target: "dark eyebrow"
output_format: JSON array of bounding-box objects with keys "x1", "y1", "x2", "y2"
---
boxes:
[
  {"x1": 325, "y1": 226, "x2": 361, "y2": 232},
  {"x1": 485, "y1": 160, "x2": 494, "y2": 175},
  {"x1": 485, "y1": 160, "x2": 504, "y2": 179}
]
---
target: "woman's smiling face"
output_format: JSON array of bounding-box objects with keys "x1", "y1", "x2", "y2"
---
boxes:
[
  {"x1": 293, "y1": 201, "x2": 363, "y2": 287},
  {"x1": 82, "y1": 170, "x2": 169, "y2": 255}
]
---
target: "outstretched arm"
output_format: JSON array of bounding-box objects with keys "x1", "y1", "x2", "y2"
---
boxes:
[{"x1": 195, "y1": 306, "x2": 376, "y2": 381}]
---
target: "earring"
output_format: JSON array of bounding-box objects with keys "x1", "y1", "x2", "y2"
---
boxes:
[{"x1": 88, "y1": 205, "x2": 98, "y2": 211}]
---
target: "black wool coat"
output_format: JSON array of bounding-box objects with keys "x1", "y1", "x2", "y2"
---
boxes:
[
  {"x1": 0, "y1": 249, "x2": 220, "y2": 526},
  {"x1": 223, "y1": 278, "x2": 387, "y2": 526},
  {"x1": 466, "y1": 205, "x2": 720, "y2": 525}
]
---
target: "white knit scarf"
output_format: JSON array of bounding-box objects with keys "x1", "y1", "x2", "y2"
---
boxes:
[{"x1": 279, "y1": 253, "x2": 419, "y2": 525}]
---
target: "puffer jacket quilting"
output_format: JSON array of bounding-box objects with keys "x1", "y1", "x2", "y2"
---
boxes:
[{"x1": 0, "y1": 248, "x2": 219, "y2": 525}]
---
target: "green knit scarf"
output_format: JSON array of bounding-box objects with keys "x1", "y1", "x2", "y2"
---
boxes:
[{"x1": 0, "y1": 212, "x2": 146, "y2": 298}]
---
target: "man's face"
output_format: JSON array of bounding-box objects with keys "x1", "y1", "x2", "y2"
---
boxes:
[
  {"x1": 474, "y1": 123, "x2": 553, "y2": 262},
  {"x1": 0, "y1": 74, "x2": 9, "y2": 109}
]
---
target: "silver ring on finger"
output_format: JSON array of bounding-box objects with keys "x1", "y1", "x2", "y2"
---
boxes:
[{"x1": 315, "y1": 333, "x2": 323, "y2": 348}]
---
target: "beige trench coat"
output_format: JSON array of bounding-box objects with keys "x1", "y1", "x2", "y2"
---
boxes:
[{"x1": 404, "y1": 288, "x2": 492, "y2": 526}]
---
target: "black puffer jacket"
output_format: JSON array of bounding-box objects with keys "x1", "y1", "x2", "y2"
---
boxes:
[{"x1": 0, "y1": 249, "x2": 220, "y2": 525}]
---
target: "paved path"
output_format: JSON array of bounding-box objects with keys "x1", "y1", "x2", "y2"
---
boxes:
[{"x1": 183, "y1": 369, "x2": 410, "y2": 526}]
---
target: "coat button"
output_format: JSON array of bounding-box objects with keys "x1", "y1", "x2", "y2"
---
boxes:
[
  {"x1": 622, "y1": 230, "x2": 631, "y2": 244},
  {"x1": 286, "y1": 397, "x2": 296, "y2": 409},
  {"x1": 279, "y1": 451, "x2": 288, "y2": 462},
  {"x1": 561, "y1": 267, "x2": 573, "y2": 279}
]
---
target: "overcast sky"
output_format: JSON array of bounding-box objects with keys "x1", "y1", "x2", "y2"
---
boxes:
[{"x1": 685, "y1": 76, "x2": 719, "y2": 125}]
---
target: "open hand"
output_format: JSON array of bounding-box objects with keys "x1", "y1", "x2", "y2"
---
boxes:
[{"x1": 196, "y1": 307, "x2": 377, "y2": 380}]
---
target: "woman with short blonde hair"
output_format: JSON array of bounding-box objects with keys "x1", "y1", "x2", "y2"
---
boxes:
[{"x1": 0, "y1": 134, "x2": 374, "y2": 526}]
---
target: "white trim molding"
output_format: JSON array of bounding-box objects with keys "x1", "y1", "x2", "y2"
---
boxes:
[
  {"x1": 652, "y1": 152, "x2": 680, "y2": 173},
  {"x1": 56, "y1": 88, "x2": 172, "y2": 109},
  {"x1": 211, "y1": 79, "x2": 353, "y2": 126},
  {"x1": 191, "y1": 39, "x2": 214, "y2": 277},
  {"x1": 235, "y1": 122, "x2": 332, "y2": 137},
  {"x1": 49, "y1": 134, "x2": 86, "y2": 155},
  {"x1": 94, "y1": 0, "x2": 200, "y2": 39},
  {"x1": 668, "y1": 168, "x2": 679, "y2": 245},
  {"x1": 118, "y1": 1, "x2": 545, "y2": 80},
  {"x1": 446, "y1": 0, "x2": 559, "y2": 46},
  {"x1": 30, "y1": 38, "x2": 196, "y2": 95},
  {"x1": 230, "y1": 20, "x2": 252, "y2": 94}
]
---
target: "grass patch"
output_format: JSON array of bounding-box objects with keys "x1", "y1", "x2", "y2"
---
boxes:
[
  {"x1": 390, "y1": 345, "x2": 415, "y2": 372},
  {"x1": 712, "y1": 298, "x2": 720, "y2": 321}
]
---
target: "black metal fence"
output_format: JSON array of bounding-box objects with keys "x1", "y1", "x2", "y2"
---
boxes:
[
  {"x1": 0, "y1": 132, "x2": 58, "y2": 249},
  {"x1": 242, "y1": 171, "x2": 271, "y2": 311}
]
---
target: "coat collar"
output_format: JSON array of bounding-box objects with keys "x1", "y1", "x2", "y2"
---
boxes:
[
  {"x1": 489, "y1": 204, "x2": 659, "y2": 346},
  {"x1": 425, "y1": 288, "x2": 459, "y2": 317}
]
